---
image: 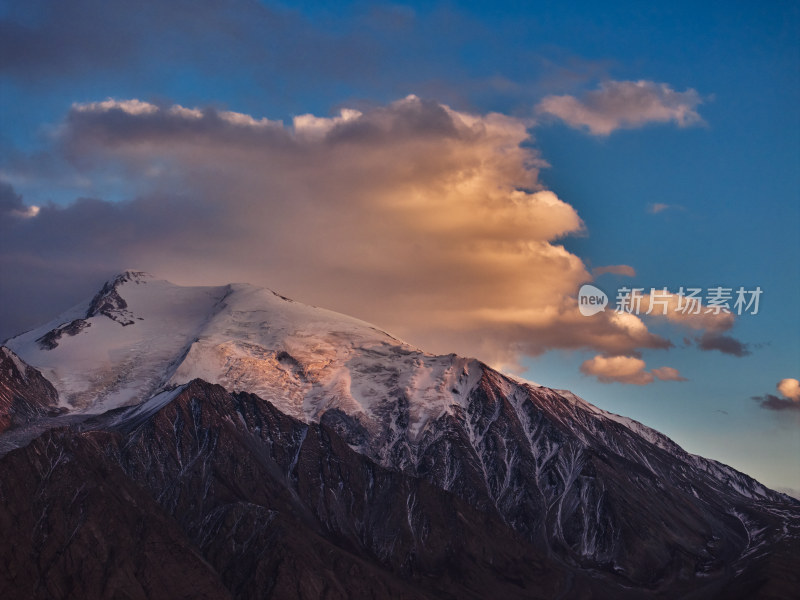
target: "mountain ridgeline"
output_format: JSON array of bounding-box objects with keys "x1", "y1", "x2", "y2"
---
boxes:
[{"x1": 1, "y1": 271, "x2": 798, "y2": 599}]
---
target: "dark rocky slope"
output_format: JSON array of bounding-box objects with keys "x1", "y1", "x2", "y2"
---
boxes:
[{"x1": 1, "y1": 375, "x2": 797, "y2": 599}]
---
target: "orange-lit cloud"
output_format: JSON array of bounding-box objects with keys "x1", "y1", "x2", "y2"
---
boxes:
[
  {"x1": 648, "y1": 202, "x2": 684, "y2": 214},
  {"x1": 753, "y1": 378, "x2": 800, "y2": 412},
  {"x1": 592, "y1": 264, "x2": 636, "y2": 277},
  {"x1": 778, "y1": 378, "x2": 800, "y2": 401},
  {"x1": 580, "y1": 354, "x2": 686, "y2": 385},
  {"x1": 650, "y1": 366, "x2": 688, "y2": 382},
  {"x1": 536, "y1": 80, "x2": 704, "y2": 136},
  {"x1": 2, "y1": 96, "x2": 730, "y2": 371},
  {"x1": 638, "y1": 290, "x2": 736, "y2": 332}
]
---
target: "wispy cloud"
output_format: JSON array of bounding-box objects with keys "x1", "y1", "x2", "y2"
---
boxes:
[
  {"x1": 592, "y1": 264, "x2": 636, "y2": 277},
  {"x1": 648, "y1": 202, "x2": 685, "y2": 214},
  {"x1": 536, "y1": 80, "x2": 705, "y2": 136},
  {"x1": 651, "y1": 366, "x2": 688, "y2": 382}
]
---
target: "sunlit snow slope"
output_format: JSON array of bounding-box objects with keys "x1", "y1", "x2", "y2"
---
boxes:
[{"x1": 6, "y1": 271, "x2": 482, "y2": 430}]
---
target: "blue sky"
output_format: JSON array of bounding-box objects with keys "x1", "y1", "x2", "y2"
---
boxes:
[{"x1": 1, "y1": 0, "x2": 798, "y2": 493}]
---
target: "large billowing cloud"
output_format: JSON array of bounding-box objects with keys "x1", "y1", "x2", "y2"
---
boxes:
[
  {"x1": 536, "y1": 80, "x2": 704, "y2": 135},
  {"x1": 2, "y1": 96, "x2": 731, "y2": 371}
]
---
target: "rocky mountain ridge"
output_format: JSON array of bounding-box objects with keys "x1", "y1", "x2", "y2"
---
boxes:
[{"x1": 1, "y1": 271, "x2": 797, "y2": 599}]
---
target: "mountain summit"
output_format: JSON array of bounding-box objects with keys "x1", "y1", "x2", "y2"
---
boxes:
[{"x1": 1, "y1": 272, "x2": 798, "y2": 599}]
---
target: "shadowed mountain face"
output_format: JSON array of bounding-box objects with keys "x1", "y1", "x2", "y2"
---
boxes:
[
  {"x1": 1, "y1": 273, "x2": 798, "y2": 599},
  {"x1": 0, "y1": 347, "x2": 61, "y2": 433}
]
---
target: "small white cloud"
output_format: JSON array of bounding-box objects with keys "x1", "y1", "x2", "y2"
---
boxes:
[{"x1": 536, "y1": 80, "x2": 704, "y2": 136}]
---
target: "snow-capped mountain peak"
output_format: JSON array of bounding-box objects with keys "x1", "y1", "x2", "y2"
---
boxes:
[
  {"x1": 6, "y1": 272, "x2": 480, "y2": 431},
  {"x1": 7, "y1": 274, "x2": 227, "y2": 410}
]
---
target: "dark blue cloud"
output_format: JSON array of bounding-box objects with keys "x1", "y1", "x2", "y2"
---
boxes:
[{"x1": 695, "y1": 332, "x2": 751, "y2": 357}]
